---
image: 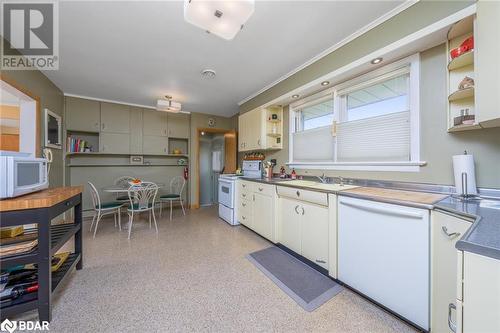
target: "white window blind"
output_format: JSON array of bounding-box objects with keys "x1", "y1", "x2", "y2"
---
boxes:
[
  {"x1": 293, "y1": 125, "x2": 335, "y2": 161},
  {"x1": 336, "y1": 111, "x2": 410, "y2": 162}
]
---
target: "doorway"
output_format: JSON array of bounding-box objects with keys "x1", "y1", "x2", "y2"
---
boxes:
[{"x1": 195, "y1": 128, "x2": 236, "y2": 208}]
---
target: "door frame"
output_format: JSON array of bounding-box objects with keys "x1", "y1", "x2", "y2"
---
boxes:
[
  {"x1": 0, "y1": 74, "x2": 41, "y2": 157},
  {"x1": 194, "y1": 127, "x2": 237, "y2": 209}
]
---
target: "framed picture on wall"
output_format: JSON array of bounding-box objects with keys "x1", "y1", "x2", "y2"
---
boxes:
[{"x1": 44, "y1": 109, "x2": 62, "y2": 149}]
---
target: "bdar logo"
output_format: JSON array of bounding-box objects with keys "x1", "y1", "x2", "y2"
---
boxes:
[{"x1": 0, "y1": 319, "x2": 17, "y2": 333}]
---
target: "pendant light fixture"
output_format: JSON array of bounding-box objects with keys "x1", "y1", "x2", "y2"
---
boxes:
[
  {"x1": 157, "y1": 96, "x2": 181, "y2": 113},
  {"x1": 184, "y1": 0, "x2": 255, "y2": 40}
]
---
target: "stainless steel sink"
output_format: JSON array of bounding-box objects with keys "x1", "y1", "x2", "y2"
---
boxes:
[{"x1": 276, "y1": 180, "x2": 358, "y2": 191}]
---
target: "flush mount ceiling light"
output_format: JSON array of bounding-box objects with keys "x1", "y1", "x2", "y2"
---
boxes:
[
  {"x1": 321, "y1": 81, "x2": 330, "y2": 86},
  {"x1": 201, "y1": 69, "x2": 216, "y2": 79},
  {"x1": 157, "y1": 95, "x2": 181, "y2": 113},
  {"x1": 371, "y1": 57, "x2": 383, "y2": 64},
  {"x1": 184, "y1": 0, "x2": 255, "y2": 40},
  {"x1": 291, "y1": 94, "x2": 300, "y2": 99}
]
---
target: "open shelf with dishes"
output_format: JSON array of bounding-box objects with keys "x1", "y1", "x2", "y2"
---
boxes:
[
  {"x1": 446, "y1": 15, "x2": 480, "y2": 132},
  {"x1": 263, "y1": 106, "x2": 283, "y2": 149}
]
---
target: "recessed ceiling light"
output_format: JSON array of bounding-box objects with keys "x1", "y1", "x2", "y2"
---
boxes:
[
  {"x1": 371, "y1": 57, "x2": 383, "y2": 64},
  {"x1": 291, "y1": 94, "x2": 300, "y2": 99},
  {"x1": 321, "y1": 81, "x2": 330, "y2": 86},
  {"x1": 201, "y1": 69, "x2": 216, "y2": 79}
]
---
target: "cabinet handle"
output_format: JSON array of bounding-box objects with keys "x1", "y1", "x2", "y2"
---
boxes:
[
  {"x1": 242, "y1": 216, "x2": 246, "y2": 220},
  {"x1": 95, "y1": 122, "x2": 99, "y2": 128},
  {"x1": 242, "y1": 184, "x2": 246, "y2": 188},
  {"x1": 296, "y1": 191, "x2": 300, "y2": 197},
  {"x1": 258, "y1": 187, "x2": 263, "y2": 191},
  {"x1": 448, "y1": 303, "x2": 457, "y2": 333},
  {"x1": 294, "y1": 205, "x2": 299, "y2": 214},
  {"x1": 315, "y1": 259, "x2": 326, "y2": 264},
  {"x1": 242, "y1": 203, "x2": 246, "y2": 207},
  {"x1": 301, "y1": 207, "x2": 305, "y2": 215},
  {"x1": 102, "y1": 123, "x2": 105, "y2": 130},
  {"x1": 242, "y1": 194, "x2": 246, "y2": 197},
  {"x1": 257, "y1": 139, "x2": 261, "y2": 146},
  {"x1": 442, "y1": 226, "x2": 461, "y2": 239},
  {"x1": 253, "y1": 194, "x2": 255, "y2": 202}
]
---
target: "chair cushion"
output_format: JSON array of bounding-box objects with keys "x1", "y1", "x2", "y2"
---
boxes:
[
  {"x1": 128, "y1": 203, "x2": 154, "y2": 211},
  {"x1": 160, "y1": 194, "x2": 180, "y2": 199},
  {"x1": 116, "y1": 195, "x2": 129, "y2": 201},
  {"x1": 98, "y1": 202, "x2": 123, "y2": 209}
]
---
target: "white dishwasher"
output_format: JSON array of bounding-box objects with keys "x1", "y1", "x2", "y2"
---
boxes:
[{"x1": 338, "y1": 196, "x2": 430, "y2": 330}]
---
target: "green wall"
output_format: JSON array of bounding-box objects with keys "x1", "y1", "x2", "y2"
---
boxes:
[
  {"x1": 240, "y1": 0, "x2": 474, "y2": 113},
  {"x1": 1, "y1": 38, "x2": 65, "y2": 188},
  {"x1": 258, "y1": 45, "x2": 500, "y2": 188}
]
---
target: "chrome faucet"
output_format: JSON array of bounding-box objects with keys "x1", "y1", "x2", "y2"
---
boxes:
[
  {"x1": 316, "y1": 173, "x2": 328, "y2": 184},
  {"x1": 338, "y1": 176, "x2": 345, "y2": 186}
]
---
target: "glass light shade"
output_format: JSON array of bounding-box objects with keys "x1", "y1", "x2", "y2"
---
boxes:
[
  {"x1": 184, "y1": 0, "x2": 255, "y2": 40},
  {"x1": 157, "y1": 99, "x2": 182, "y2": 112}
]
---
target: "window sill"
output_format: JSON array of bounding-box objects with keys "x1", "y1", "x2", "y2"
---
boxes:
[{"x1": 286, "y1": 161, "x2": 427, "y2": 172}]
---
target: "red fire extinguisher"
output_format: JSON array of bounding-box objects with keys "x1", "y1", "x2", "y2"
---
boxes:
[{"x1": 183, "y1": 167, "x2": 188, "y2": 180}]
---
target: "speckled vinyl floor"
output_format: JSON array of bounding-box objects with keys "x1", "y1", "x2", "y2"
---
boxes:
[{"x1": 13, "y1": 206, "x2": 417, "y2": 332}]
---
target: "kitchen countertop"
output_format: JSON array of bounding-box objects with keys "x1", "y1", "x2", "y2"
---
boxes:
[
  {"x1": 435, "y1": 197, "x2": 500, "y2": 261},
  {"x1": 240, "y1": 177, "x2": 500, "y2": 261}
]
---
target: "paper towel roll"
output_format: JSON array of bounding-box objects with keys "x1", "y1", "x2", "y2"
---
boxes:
[{"x1": 452, "y1": 154, "x2": 477, "y2": 195}]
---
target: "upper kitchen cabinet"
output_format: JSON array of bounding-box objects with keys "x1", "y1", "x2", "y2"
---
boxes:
[
  {"x1": 167, "y1": 113, "x2": 190, "y2": 138},
  {"x1": 238, "y1": 106, "x2": 283, "y2": 152},
  {"x1": 143, "y1": 110, "x2": 168, "y2": 137},
  {"x1": 65, "y1": 97, "x2": 100, "y2": 132},
  {"x1": 100, "y1": 102, "x2": 130, "y2": 134},
  {"x1": 476, "y1": 1, "x2": 500, "y2": 128},
  {"x1": 129, "y1": 107, "x2": 143, "y2": 154}
]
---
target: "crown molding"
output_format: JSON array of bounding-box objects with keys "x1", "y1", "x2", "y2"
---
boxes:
[{"x1": 238, "y1": 0, "x2": 419, "y2": 107}]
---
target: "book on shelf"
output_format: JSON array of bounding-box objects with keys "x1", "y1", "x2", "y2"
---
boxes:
[{"x1": 67, "y1": 137, "x2": 89, "y2": 153}]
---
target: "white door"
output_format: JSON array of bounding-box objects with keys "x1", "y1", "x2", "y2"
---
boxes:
[
  {"x1": 338, "y1": 197, "x2": 430, "y2": 330},
  {"x1": 279, "y1": 197, "x2": 301, "y2": 254},
  {"x1": 253, "y1": 192, "x2": 273, "y2": 241},
  {"x1": 301, "y1": 202, "x2": 329, "y2": 269}
]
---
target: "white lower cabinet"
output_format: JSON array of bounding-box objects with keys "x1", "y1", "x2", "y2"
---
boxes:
[
  {"x1": 431, "y1": 210, "x2": 472, "y2": 333},
  {"x1": 277, "y1": 187, "x2": 330, "y2": 270},
  {"x1": 459, "y1": 252, "x2": 500, "y2": 333},
  {"x1": 236, "y1": 180, "x2": 276, "y2": 242}
]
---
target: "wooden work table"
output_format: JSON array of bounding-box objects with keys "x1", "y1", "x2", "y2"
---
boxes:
[{"x1": 0, "y1": 186, "x2": 84, "y2": 322}]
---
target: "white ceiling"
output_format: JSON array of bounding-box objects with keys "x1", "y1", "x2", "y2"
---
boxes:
[{"x1": 43, "y1": 1, "x2": 406, "y2": 117}]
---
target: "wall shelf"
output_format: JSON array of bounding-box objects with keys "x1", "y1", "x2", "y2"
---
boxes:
[
  {"x1": 448, "y1": 87, "x2": 474, "y2": 101},
  {"x1": 267, "y1": 133, "x2": 282, "y2": 138},
  {"x1": 448, "y1": 51, "x2": 474, "y2": 71},
  {"x1": 447, "y1": 123, "x2": 481, "y2": 132}
]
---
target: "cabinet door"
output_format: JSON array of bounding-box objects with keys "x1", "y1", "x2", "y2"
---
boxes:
[
  {"x1": 238, "y1": 112, "x2": 250, "y2": 151},
  {"x1": 65, "y1": 97, "x2": 100, "y2": 132},
  {"x1": 253, "y1": 192, "x2": 273, "y2": 241},
  {"x1": 247, "y1": 109, "x2": 263, "y2": 150},
  {"x1": 142, "y1": 135, "x2": 168, "y2": 155},
  {"x1": 143, "y1": 111, "x2": 167, "y2": 136},
  {"x1": 100, "y1": 102, "x2": 130, "y2": 133},
  {"x1": 129, "y1": 107, "x2": 143, "y2": 154},
  {"x1": 100, "y1": 133, "x2": 130, "y2": 154},
  {"x1": 167, "y1": 113, "x2": 189, "y2": 138},
  {"x1": 431, "y1": 211, "x2": 471, "y2": 333},
  {"x1": 301, "y1": 202, "x2": 329, "y2": 269},
  {"x1": 279, "y1": 197, "x2": 301, "y2": 254},
  {"x1": 476, "y1": 1, "x2": 500, "y2": 128}
]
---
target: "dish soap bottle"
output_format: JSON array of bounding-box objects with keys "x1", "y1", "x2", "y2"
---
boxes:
[{"x1": 291, "y1": 168, "x2": 297, "y2": 180}]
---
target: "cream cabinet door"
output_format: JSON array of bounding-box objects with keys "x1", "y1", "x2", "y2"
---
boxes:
[
  {"x1": 431, "y1": 211, "x2": 471, "y2": 333},
  {"x1": 247, "y1": 109, "x2": 263, "y2": 150},
  {"x1": 129, "y1": 107, "x2": 143, "y2": 154},
  {"x1": 65, "y1": 97, "x2": 100, "y2": 132},
  {"x1": 253, "y1": 192, "x2": 273, "y2": 241},
  {"x1": 301, "y1": 202, "x2": 329, "y2": 269},
  {"x1": 238, "y1": 111, "x2": 251, "y2": 151},
  {"x1": 143, "y1": 110, "x2": 167, "y2": 136},
  {"x1": 463, "y1": 252, "x2": 500, "y2": 333},
  {"x1": 100, "y1": 102, "x2": 130, "y2": 134},
  {"x1": 167, "y1": 113, "x2": 189, "y2": 138},
  {"x1": 142, "y1": 135, "x2": 168, "y2": 155},
  {"x1": 279, "y1": 197, "x2": 301, "y2": 254},
  {"x1": 100, "y1": 133, "x2": 130, "y2": 154}
]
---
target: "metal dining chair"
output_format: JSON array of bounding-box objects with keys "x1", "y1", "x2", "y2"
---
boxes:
[
  {"x1": 159, "y1": 176, "x2": 186, "y2": 220},
  {"x1": 88, "y1": 182, "x2": 125, "y2": 238},
  {"x1": 126, "y1": 182, "x2": 159, "y2": 239},
  {"x1": 114, "y1": 176, "x2": 135, "y2": 202}
]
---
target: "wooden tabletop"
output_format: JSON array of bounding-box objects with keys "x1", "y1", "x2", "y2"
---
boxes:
[
  {"x1": 343, "y1": 187, "x2": 449, "y2": 206},
  {"x1": 0, "y1": 186, "x2": 83, "y2": 212}
]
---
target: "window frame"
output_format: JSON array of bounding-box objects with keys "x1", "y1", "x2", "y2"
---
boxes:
[{"x1": 288, "y1": 54, "x2": 424, "y2": 172}]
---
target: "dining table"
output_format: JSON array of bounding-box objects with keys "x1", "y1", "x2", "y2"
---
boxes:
[{"x1": 102, "y1": 182, "x2": 166, "y2": 193}]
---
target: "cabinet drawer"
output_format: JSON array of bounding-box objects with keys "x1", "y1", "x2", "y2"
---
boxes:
[
  {"x1": 252, "y1": 183, "x2": 275, "y2": 196},
  {"x1": 277, "y1": 186, "x2": 328, "y2": 206},
  {"x1": 239, "y1": 199, "x2": 252, "y2": 211},
  {"x1": 238, "y1": 200, "x2": 252, "y2": 225},
  {"x1": 239, "y1": 181, "x2": 252, "y2": 199}
]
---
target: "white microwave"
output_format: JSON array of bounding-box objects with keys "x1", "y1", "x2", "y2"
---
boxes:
[{"x1": 0, "y1": 151, "x2": 49, "y2": 199}]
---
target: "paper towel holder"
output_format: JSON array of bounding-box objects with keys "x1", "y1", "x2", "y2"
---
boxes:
[{"x1": 452, "y1": 151, "x2": 480, "y2": 201}]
